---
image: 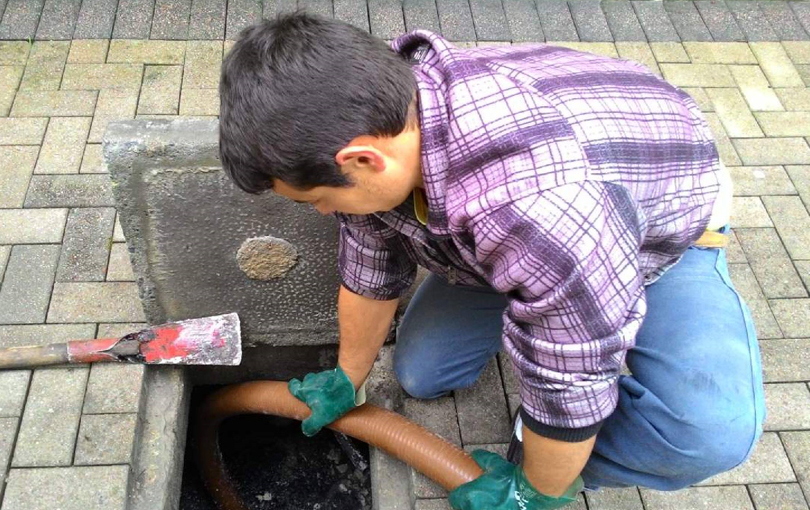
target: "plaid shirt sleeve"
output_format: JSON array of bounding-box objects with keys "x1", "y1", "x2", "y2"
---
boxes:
[
  {"x1": 336, "y1": 214, "x2": 417, "y2": 301},
  {"x1": 469, "y1": 180, "x2": 647, "y2": 442}
]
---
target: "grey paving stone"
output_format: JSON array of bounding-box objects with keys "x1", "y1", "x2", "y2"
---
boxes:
[
  {"x1": 585, "y1": 487, "x2": 644, "y2": 510},
  {"x1": 759, "y1": 2, "x2": 808, "y2": 42},
  {"x1": 795, "y1": 260, "x2": 810, "y2": 292},
  {"x1": 299, "y1": 0, "x2": 332, "y2": 17},
  {"x1": 334, "y1": 0, "x2": 369, "y2": 32},
  {"x1": 226, "y1": 0, "x2": 263, "y2": 39},
  {"x1": 762, "y1": 196, "x2": 810, "y2": 260},
  {"x1": 138, "y1": 65, "x2": 182, "y2": 115},
  {"x1": 0, "y1": 146, "x2": 39, "y2": 209},
  {"x1": 80, "y1": 144, "x2": 105, "y2": 174},
  {"x1": 0, "y1": 371, "x2": 30, "y2": 417},
  {"x1": 794, "y1": 2, "x2": 810, "y2": 38},
  {"x1": 786, "y1": 166, "x2": 810, "y2": 211},
  {"x1": 75, "y1": 413, "x2": 138, "y2": 465},
  {"x1": 47, "y1": 282, "x2": 146, "y2": 323},
  {"x1": 24, "y1": 175, "x2": 115, "y2": 208},
  {"x1": 728, "y1": 0, "x2": 777, "y2": 42},
  {"x1": 56, "y1": 208, "x2": 116, "y2": 283},
  {"x1": 2, "y1": 465, "x2": 129, "y2": 510},
  {"x1": 0, "y1": 324, "x2": 96, "y2": 348},
  {"x1": 11, "y1": 90, "x2": 98, "y2": 117},
  {"x1": 735, "y1": 228, "x2": 806, "y2": 299},
  {"x1": 0, "y1": 245, "x2": 60, "y2": 325},
  {"x1": 150, "y1": 0, "x2": 191, "y2": 39},
  {"x1": 507, "y1": 392, "x2": 519, "y2": 416},
  {"x1": 640, "y1": 485, "x2": 754, "y2": 509},
  {"x1": 733, "y1": 138, "x2": 810, "y2": 166},
  {"x1": 731, "y1": 197, "x2": 773, "y2": 228},
  {"x1": 759, "y1": 337, "x2": 810, "y2": 381},
  {"x1": 35, "y1": 117, "x2": 92, "y2": 175},
  {"x1": 749, "y1": 483, "x2": 809, "y2": 510},
  {"x1": 0, "y1": 118, "x2": 47, "y2": 146},
  {"x1": 602, "y1": 0, "x2": 645, "y2": 42},
  {"x1": 455, "y1": 358, "x2": 511, "y2": 444},
  {"x1": 89, "y1": 89, "x2": 139, "y2": 144},
  {"x1": 96, "y1": 322, "x2": 148, "y2": 338},
  {"x1": 536, "y1": 0, "x2": 578, "y2": 41},
  {"x1": 415, "y1": 500, "x2": 453, "y2": 510},
  {"x1": 694, "y1": 0, "x2": 745, "y2": 42},
  {"x1": 113, "y1": 0, "x2": 155, "y2": 38},
  {"x1": 469, "y1": 0, "x2": 510, "y2": 41},
  {"x1": 501, "y1": 0, "x2": 542, "y2": 42},
  {"x1": 727, "y1": 230, "x2": 746, "y2": 263},
  {"x1": 0, "y1": 0, "x2": 45, "y2": 40},
  {"x1": 403, "y1": 0, "x2": 440, "y2": 33},
  {"x1": 663, "y1": 1, "x2": 712, "y2": 42},
  {"x1": 696, "y1": 432, "x2": 794, "y2": 485},
  {"x1": 36, "y1": 0, "x2": 81, "y2": 39},
  {"x1": 781, "y1": 432, "x2": 810, "y2": 503},
  {"x1": 107, "y1": 242, "x2": 135, "y2": 281},
  {"x1": 369, "y1": 0, "x2": 407, "y2": 40},
  {"x1": 729, "y1": 166, "x2": 797, "y2": 196},
  {"x1": 0, "y1": 209, "x2": 67, "y2": 244},
  {"x1": 0, "y1": 416, "x2": 17, "y2": 501},
  {"x1": 568, "y1": 0, "x2": 612, "y2": 42},
  {"x1": 631, "y1": 0, "x2": 679, "y2": 42},
  {"x1": 402, "y1": 397, "x2": 461, "y2": 498},
  {"x1": 0, "y1": 245, "x2": 8, "y2": 284},
  {"x1": 73, "y1": 0, "x2": 118, "y2": 38},
  {"x1": 497, "y1": 352, "x2": 519, "y2": 394},
  {"x1": 12, "y1": 367, "x2": 88, "y2": 467},
  {"x1": 764, "y1": 383, "x2": 810, "y2": 431},
  {"x1": 188, "y1": 0, "x2": 225, "y2": 39},
  {"x1": 83, "y1": 363, "x2": 145, "y2": 414},
  {"x1": 263, "y1": 0, "x2": 298, "y2": 19},
  {"x1": 462, "y1": 442, "x2": 508, "y2": 456},
  {"x1": 728, "y1": 264, "x2": 783, "y2": 339},
  {"x1": 113, "y1": 213, "x2": 125, "y2": 242}
]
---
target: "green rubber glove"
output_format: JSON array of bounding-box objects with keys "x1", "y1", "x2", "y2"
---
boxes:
[
  {"x1": 449, "y1": 450, "x2": 583, "y2": 510},
  {"x1": 288, "y1": 366, "x2": 359, "y2": 437}
]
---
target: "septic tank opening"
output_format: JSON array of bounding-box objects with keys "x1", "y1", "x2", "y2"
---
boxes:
[{"x1": 180, "y1": 385, "x2": 372, "y2": 510}]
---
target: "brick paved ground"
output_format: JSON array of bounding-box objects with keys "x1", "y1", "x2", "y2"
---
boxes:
[{"x1": 0, "y1": 2, "x2": 809, "y2": 509}]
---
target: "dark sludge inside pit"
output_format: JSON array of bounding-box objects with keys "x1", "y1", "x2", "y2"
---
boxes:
[{"x1": 181, "y1": 385, "x2": 372, "y2": 510}]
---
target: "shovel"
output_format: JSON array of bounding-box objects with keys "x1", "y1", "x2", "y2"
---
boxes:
[{"x1": 0, "y1": 313, "x2": 241, "y2": 370}]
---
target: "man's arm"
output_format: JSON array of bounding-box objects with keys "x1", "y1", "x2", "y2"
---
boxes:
[
  {"x1": 522, "y1": 428, "x2": 596, "y2": 497},
  {"x1": 336, "y1": 284, "x2": 399, "y2": 389}
]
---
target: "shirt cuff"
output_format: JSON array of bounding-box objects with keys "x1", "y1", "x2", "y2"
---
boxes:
[{"x1": 520, "y1": 407, "x2": 604, "y2": 443}]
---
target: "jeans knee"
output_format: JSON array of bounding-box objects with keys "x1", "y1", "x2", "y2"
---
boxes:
[{"x1": 393, "y1": 351, "x2": 445, "y2": 400}]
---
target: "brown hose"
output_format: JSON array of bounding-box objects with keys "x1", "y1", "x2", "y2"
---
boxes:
[{"x1": 196, "y1": 380, "x2": 484, "y2": 510}]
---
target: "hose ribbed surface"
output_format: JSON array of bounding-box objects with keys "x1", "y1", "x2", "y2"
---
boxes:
[{"x1": 197, "y1": 381, "x2": 484, "y2": 510}]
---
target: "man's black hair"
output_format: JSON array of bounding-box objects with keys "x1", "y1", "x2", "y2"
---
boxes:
[{"x1": 219, "y1": 13, "x2": 417, "y2": 194}]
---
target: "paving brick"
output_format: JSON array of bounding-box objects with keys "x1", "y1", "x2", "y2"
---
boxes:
[
  {"x1": 0, "y1": 245, "x2": 9, "y2": 283},
  {"x1": 757, "y1": 112, "x2": 810, "y2": 137},
  {"x1": 787, "y1": 166, "x2": 810, "y2": 210},
  {"x1": 771, "y1": 306, "x2": 810, "y2": 351},
  {"x1": 20, "y1": 41, "x2": 70, "y2": 92},
  {"x1": 727, "y1": 229, "x2": 746, "y2": 263},
  {"x1": 107, "y1": 40, "x2": 185, "y2": 65},
  {"x1": 727, "y1": 0, "x2": 775, "y2": 42},
  {"x1": 138, "y1": 65, "x2": 182, "y2": 115},
  {"x1": 497, "y1": 352, "x2": 519, "y2": 394},
  {"x1": 183, "y1": 41, "x2": 221, "y2": 89},
  {"x1": 415, "y1": 500, "x2": 453, "y2": 510},
  {"x1": 48, "y1": 282, "x2": 146, "y2": 323},
  {"x1": 112, "y1": 0, "x2": 155, "y2": 39},
  {"x1": 650, "y1": 42, "x2": 689, "y2": 63},
  {"x1": 762, "y1": 196, "x2": 810, "y2": 260},
  {"x1": 751, "y1": 42, "x2": 805, "y2": 88},
  {"x1": 733, "y1": 138, "x2": 810, "y2": 166},
  {"x1": 2, "y1": 465, "x2": 129, "y2": 510},
  {"x1": 639, "y1": 485, "x2": 754, "y2": 510},
  {"x1": 770, "y1": 302, "x2": 810, "y2": 340},
  {"x1": 80, "y1": 144, "x2": 105, "y2": 174},
  {"x1": 631, "y1": 0, "x2": 679, "y2": 42},
  {"x1": 35, "y1": 117, "x2": 91, "y2": 175},
  {"x1": 11, "y1": 90, "x2": 97, "y2": 117},
  {"x1": 24, "y1": 175, "x2": 114, "y2": 208},
  {"x1": 88, "y1": 89, "x2": 139, "y2": 143},
  {"x1": 749, "y1": 483, "x2": 809, "y2": 510},
  {"x1": 684, "y1": 42, "x2": 756, "y2": 64},
  {"x1": 96, "y1": 322, "x2": 147, "y2": 338},
  {"x1": 455, "y1": 358, "x2": 511, "y2": 444},
  {"x1": 67, "y1": 40, "x2": 109, "y2": 64},
  {"x1": 299, "y1": 0, "x2": 333, "y2": 18},
  {"x1": 728, "y1": 166, "x2": 796, "y2": 196},
  {"x1": 12, "y1": 367, "x2": 88, "y2": 467},
  {"x1": 75, "y1": 413, "x2": 138, "y2": 465},
  {"x1": 704, "y1": 113, "x2": 741, "y2": 165},
  {"x1": 536, "y1": 0, "x2": 577, "y2": 41},
  {"x1": 585, "y1": 487, "x2": 644, "y2": 510},
  {"x1": 760, "y1": 1, "x2": 808, "y2": 42},
  {"x1": 36, "y1": 0, "x2": 81, "y2": 39},
  {"x1": 697, "y1": 432, "x2": 794, "y2": 485},
  {"x1": 776, "y1": 88, "x2": 810, "y2": 111},
  {"x1": 83, "y1": 362, "x2": 144, "y2": 414},
  {"x1": 615, "y1": 42, "x2": 660, "y2": 75},
  {"x1": 188, "y1": 0, "x2": 226, "y2": 39},
  {"x1": 224, "y1": 39, "x2": 235, "y2": 58},
  {"x1": 0, "y1": 0, "x2": 44, "y2": 40},
  {"x1": 56, "y1": 207, "x2": 115, "y2": 282},
  {"x1": 568, "y1": 0, "x2": 611, "y2": 42},
  {"x1": 0, "y1": 324, "x2": 95, "y2": 348},
  {"x1": 150, "y1": 0, "x2": 192, "y2": 39},
  {"x1": 707, "y1": 88, "x2": 763, "y2": 138},
  {"x1": 0, "y1": 416, "x2": 18, "y2": 501},
  {"x1": 73, "y1": 0, "x2": 118, "y2": 38},
  {"x1": 334, "y1": 0, "x2": 369, "y2": 32},
  {"x1": 0, "y1": 245, "x2": 60, "y2": 324},
  {"x1": 781, "y1": 431, "x2": 810, "y2": 501},
  {"x1": 727, "y1": 264, "x2": 782, "y2": 339},
  {"x1": 506, "y1": 392, "x2": 520, "y2": 416},
  {"x1": 795, "y1": 1, "x2": 810, "y2": 35},
  {"x1": 0, "y1": 209, "x2": 67, "y2": 245},
  {"x1": 402, "y1": 0, "x2": 440, "y2": 32},
  {"x1": 500, "y1": 0, "x2": 542, "y2": 42},
  {"x1": 0, "y1": 146, "x2": 39, "y2": 208},
  {"x1": 735, "y1": 228, "x2": 805, "y2": 298},
  {"x1": 784, "y1": 41, "x2": 810, "y2": 65},
  {"x1": 468, "y1": 0, "x2": 509, "y2": 41},
  {"x1": 0, "y1": 371, "x2": 30, "y2": 417},
  {"x1": 730, "y1": 66, "x2": 784, "y2": 112},
  {"x1": 602, "y1": 0, "x2": 645, "y2": 42},
  {"x1": 107, "y1": 242, "x2": 135, "y2": 281},
  {"x1": 0, "y1": 66, "x2": 23, "y2": 116},
  {"x1": 179, "y1": 89, "x2": 218, "y2": 116},
  {"x1": 664, "y1": 1, "x2": 712, "y2": 42},
  {"x1": 764, "y1": 383, "x2": 810, "y2": 431},
  {"x1": 369, "y1": 0, "x2": 407, "y2": 40},
  {"x1": 113, "y1": 213, "x2": 125, "y2": 242},
  {"x1": 694, "y1": 1, "x2": 744, "y2": 42},
  {"x1": 731, "y1": 197, "x2": 773, "y2": 228},
  {"x1": 402, "y1": 397, "x2": 461, "y2": 498},
  {"x1": 659, "y1": 63, "x2": 735, "y2": 87},
  {"x1": 0, "y1": 42, "x2": 29, "y2": 65},
  {"x1": 547, "y1": 41, "x2": 617, "y2": 58},
  {"x1": 62, "y1": 64, "x2": 144, "y2": 91},
  {"x1": 681, "y1": 87, "x2": 712, "y2": 112},
  {"x1": 226, "y1": 0, "x2": 263, "y2": 39}
]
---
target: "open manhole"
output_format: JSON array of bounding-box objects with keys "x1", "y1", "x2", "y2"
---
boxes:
[{"x1": 181, "y1": 386, "x2": 372, "y2": 510}]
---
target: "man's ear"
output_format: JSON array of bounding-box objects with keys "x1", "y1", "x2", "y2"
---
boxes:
[{"x1": 335, "y1": 146, "x2": 386, "y2": 173}]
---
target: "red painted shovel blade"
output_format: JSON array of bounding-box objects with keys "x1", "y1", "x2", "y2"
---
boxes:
[{"x1": 139, "y1": 313, "x2": 242, "y2": 365}]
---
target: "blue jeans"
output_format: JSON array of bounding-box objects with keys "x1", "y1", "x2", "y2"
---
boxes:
[{"x1": 393, "y1": 228, "x2": 766, "y2": 491}]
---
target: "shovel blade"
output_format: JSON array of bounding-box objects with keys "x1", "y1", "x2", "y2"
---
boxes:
[{"x1": 137, "y1": 313, "x2": 242, "y2": 365}]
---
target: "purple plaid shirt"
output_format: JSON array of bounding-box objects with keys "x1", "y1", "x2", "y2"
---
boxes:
[{"x1": 337, "y1": 31, "x2": 722, "y2": 441}]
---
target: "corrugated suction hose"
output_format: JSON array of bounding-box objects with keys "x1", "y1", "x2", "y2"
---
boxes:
[{"x1": 197, "y1": 380, "x2": 484, "y2": 510}]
